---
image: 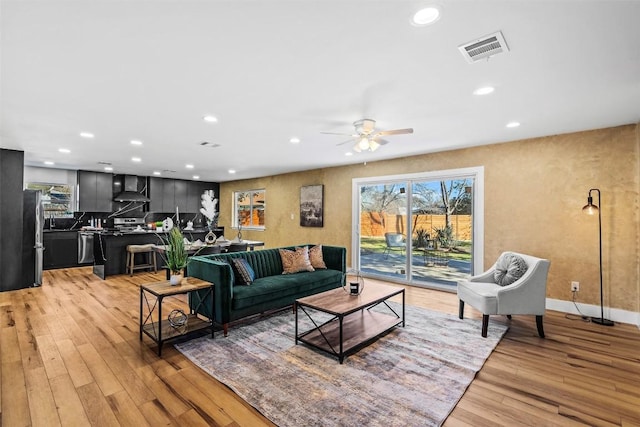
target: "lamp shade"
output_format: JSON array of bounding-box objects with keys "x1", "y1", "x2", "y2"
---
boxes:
[{"x1": 582, "y1": 196, "x2": 598, "y2": 215}]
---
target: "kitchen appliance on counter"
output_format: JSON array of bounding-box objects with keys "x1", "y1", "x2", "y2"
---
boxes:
[
  {"x1": 113, "y1": 217, "x2": 147, "y2": 232},
  {"x1": 22, "y1": 190, "x2": 44, "y2": 287}
]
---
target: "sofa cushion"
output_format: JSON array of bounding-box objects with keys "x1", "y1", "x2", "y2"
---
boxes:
[
  {"x1": 232, "y1": 269, "x2": 343, "y2": 310},
  {"x1": 279, "y1": 247, "x2": 315, "y2": 274},
  {"x1": 308, "y1": 245, "x2": 327, "y2": 269},
  {"x1": 232, "y1": 258, "x2": 255, "y2": 286},
  {"x1": 494, "y1": 252, "x2": 528, "y2": 286}
]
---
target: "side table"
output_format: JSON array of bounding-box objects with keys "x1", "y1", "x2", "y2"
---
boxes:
[{"x1": 139, "y1": 277, "x2": 215, "y2": 356}]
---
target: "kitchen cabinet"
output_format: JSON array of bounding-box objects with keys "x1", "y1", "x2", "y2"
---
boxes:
[
  {"x1": 78, "y1": 170, "x2": 112, "y2": 212},
  {"x1": 149, "y1": 178, "x2": 218, "y2": 213},
  {"x1": 43, "y1": 231, "x2": 78, "y2": 269}
]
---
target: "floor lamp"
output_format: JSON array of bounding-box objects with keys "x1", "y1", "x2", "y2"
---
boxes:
[{"x1": 582, "y1": 188, "x2": 614, "y2": 326}]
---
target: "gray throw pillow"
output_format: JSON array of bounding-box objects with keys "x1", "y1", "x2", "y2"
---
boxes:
[{"x1": 494, "y1": 252, "x2": 528, "y2": 286}]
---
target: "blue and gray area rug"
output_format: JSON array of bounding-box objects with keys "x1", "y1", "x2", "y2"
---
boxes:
[{"x1": 175, "y1": 303, "x2": 507, "y2": 427}]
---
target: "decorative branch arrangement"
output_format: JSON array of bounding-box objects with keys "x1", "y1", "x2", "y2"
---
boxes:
[{"x1": 200, "y1": 190, "x2": 219, "y2": 229}]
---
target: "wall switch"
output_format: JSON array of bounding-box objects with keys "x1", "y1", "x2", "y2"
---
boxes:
[{"x1": 571, "y1": 281, "x2": 579, "y2": 292}]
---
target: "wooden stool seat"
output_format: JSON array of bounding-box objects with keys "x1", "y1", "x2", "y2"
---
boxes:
[{"x1": 126, "y1": 244, "x2": 157, "y2": 276}]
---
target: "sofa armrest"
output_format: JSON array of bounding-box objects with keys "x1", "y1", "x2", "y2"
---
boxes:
[
  {"x1": 187, "y1": 255, "x2": 235, "y2": 324},
  {"x1": 321, "y1": 245, "x2": 346, "y2": 273}
]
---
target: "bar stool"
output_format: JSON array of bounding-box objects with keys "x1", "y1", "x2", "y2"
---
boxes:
[{"x1": 126, "y1": 244, "x2": 157, "y2": 276}]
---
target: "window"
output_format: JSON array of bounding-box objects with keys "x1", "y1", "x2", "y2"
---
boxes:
[
  {"x1": 26, "y1": 182, "x2": 74, "y2": 218},
  {"x1": 352, "y1": 167, "x2": 484, "y2": 291},
  {"x1": 233, "y1": 189, "x2": 265, "y2": 230}
]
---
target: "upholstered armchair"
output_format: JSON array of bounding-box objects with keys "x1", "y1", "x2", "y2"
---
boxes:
[{"x1": 457, "y1": 252, "x2": 551, "y2": 338}]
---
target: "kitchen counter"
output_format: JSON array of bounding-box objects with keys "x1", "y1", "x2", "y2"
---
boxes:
[{"x1": 92, "y1": 228, "x2": 224, "y2": 279}]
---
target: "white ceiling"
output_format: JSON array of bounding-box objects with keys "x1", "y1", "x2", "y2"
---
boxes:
[{"x1": 2, "y1": 1, "x2": 639, "y2": 182}]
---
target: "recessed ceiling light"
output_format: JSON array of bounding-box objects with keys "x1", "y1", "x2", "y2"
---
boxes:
[
  {"x1": 203, "y1": 115, "x2": 218, "y2": 123},
  {"x1": 58, "y1": 148, "x2": 71, "y2": 153},
  {"x1": 228, "y1": 169, "x2": 236, "y2": 174},
  {"x1": 345, "y1": 152, "x2": 353, "y2": 156},
  {"x1": 130, "y1": 139, "x2": 143, "y2": 145},
  {"x1": 153, "y1": 171, "x2": 161, "y2": 176},
  {"x1": 506, "y1": 121, "x2": 521, "y2": 128},
  {"x1": 412, "y1": 6, "x2": 441, "y2": 26},
  {"x1": 193, "y1": 175, "x2": 200, "y2": 180},
  {"x1": 104, "y1": 166, "x2": 113, "y2": 171},
  {"x1": 131, "y1": 157, "x2": 141, "y2": 162},
  {"x1": 79, "y1": 132, "x2": 94, "y2": 139},
  {"x1": 473, "y1": 86, "x2": 495, "y2": 95},
  {"x1": 44, "y1": 161, "x2": 55, "y2": 165},
  {"x1": 290, "y1": 137, "x2": 300, "y2": 144},
  {"x1": 186, "y1": 164, "x2": 194, "y2": 169}
]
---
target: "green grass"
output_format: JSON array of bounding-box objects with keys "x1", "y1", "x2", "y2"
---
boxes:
[{"x1": 360, "y1": 236, "x2": 472, "y2": 261}]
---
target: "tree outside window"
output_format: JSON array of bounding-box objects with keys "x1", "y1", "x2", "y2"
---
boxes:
[{"x1": 233, "y1": 189, "x2": 265, "y2": 229}]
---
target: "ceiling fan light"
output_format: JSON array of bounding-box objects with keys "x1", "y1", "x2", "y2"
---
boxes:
[
  {"x1": 369, "y1": 140, "x2": 381, "y2": 151},
  {"x1": 358, "y1": 137, "x2": 370, "y2": 150},
  {"x1": 353, "y1": 143, "x2": 362, "y2": 153}
]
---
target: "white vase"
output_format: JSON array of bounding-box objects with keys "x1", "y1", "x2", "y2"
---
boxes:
[{"x1": 169, "y1": 272, "x2": 183, "y2": 286}]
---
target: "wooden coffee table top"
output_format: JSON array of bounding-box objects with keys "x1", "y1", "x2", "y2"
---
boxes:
[{"x1": 296, "y1": 282, "x2": 403, "y2": 316}]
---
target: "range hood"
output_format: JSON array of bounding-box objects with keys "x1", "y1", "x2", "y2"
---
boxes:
[{"x1": 113, "y1": 175, "x2": 150, "y2": 202}]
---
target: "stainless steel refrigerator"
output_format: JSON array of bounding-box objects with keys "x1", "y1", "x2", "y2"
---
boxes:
[{"x1": 23, "y1": 189, "x2": 44, "y2": 287}]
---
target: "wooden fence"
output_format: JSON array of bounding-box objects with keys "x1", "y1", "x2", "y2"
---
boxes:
[{"x1": 360, "y1": 213, "x2": 472, "y2": 241}]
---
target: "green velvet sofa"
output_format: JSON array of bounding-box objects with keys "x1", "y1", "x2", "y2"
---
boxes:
[{"x1": 188, "y1": 244, "x2": 346, "y2": 335}]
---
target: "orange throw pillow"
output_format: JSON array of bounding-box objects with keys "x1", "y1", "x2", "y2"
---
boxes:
[
  {"x1": 308, "y1": 245, "x2": 327, "y2": 269},
  {"x1": 279, "y1": 247, "x2": 315, "y2": 274}
]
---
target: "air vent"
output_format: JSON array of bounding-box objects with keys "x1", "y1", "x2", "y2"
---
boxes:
[
  {"x1": 458, "y1": 31, "x2": 509, "y2": 63},
  {"x1": 199, "y1": 141, "x2": 221, "y2": 148},
  {"x1": 97, "y1": 161, "x2": 112, "y2": 165}
]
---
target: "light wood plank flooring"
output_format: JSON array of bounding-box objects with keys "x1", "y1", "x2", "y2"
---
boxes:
[{"x1": 1, "y1": 267, "x2": 639, "y2": 426}]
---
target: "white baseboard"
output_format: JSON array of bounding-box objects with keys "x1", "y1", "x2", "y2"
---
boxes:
[{"x1": 546, "y1": 298, "x2": 640, "y2": 328}]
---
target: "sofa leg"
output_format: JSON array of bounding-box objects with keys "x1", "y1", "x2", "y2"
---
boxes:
[
  {"x1": 481, "y1": 314, "x2": 489, "y2": 338},
  {"x1": 458, "y1": 300, "x2": 465, "y2": 319},
  {"x1": 506, "y1": 314, "x2": 512, "y2": 319},
  {"x1": 536, "y1": 315, "x2": 545, "y2": 338},
  {"x1": 223, "y1": 323, "x2": 229, "y2": 337}
]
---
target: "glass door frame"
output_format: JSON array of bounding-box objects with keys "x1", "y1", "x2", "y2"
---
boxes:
[{"x1": 351, "y1": 166, "x2": 485, "y2": 290}]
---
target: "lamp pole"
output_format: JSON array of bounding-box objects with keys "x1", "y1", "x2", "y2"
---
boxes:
[{"x1": 583, "y1": 188, "x2": 614, "y2": 326}]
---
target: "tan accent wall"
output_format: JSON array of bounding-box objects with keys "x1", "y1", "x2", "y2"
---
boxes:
[{"x1": 219, "y1": 124, "x2": 639, "y2": 312}]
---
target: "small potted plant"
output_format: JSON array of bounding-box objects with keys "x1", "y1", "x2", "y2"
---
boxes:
[{"x1": 160, "y1": 227, "x2": 189, "y2": 285}]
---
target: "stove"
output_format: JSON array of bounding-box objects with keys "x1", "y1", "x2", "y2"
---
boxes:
[{"x1": 113, "y1": 217, "x2": 146, "y2": 232}]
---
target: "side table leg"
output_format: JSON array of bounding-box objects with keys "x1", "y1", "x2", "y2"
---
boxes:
[
  {"x1": 158, "y1": 296, "x2": 163, "y2": 357},
  {"x1": 294, "y1": 302, "x2": 298, "y2": 345},
  {"x1": 139, "y1": 287, "x2": 143, "y2": 341}
]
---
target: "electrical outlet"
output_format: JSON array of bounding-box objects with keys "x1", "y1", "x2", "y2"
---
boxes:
[{"x1": 571, "y1": 281, "x2": 579, "y2": 292}]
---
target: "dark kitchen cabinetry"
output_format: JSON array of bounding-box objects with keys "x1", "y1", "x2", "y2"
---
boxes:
[
  {"x1": 149, "y1": 178, "x2": 218, "y2": 213},
  {"x1": 43, "y1": 231, "x2": 78, "y2": 269},
  {"x1": 78, "y1": 171, "x2": 113, "y2": 212}
]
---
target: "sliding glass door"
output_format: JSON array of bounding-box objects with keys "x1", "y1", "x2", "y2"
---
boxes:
[{"x1": 353, "y1": 167, "x2": 483, "y2": 290}]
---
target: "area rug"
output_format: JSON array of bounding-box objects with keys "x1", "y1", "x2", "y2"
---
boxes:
[{"x1": 175, "y1": 303, "x2": 508, "y2": 427}]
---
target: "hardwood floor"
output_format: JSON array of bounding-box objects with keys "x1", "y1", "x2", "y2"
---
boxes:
[{"x1": 1, "y1": 267, "x2": 639, "y2": 426}]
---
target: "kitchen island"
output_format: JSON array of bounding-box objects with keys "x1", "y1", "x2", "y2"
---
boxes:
[{"x1": 92, "y1": 228, "x2": 223, "y2": 279}]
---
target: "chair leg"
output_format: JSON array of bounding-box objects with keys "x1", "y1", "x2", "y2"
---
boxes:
[
  {"x1": 223, "y1": 323, "x2": 229, "y2": 337},
  {"x1": 128, "y1": 252, "x2": 134, "y2": 276},
  {"x1": 481, "y1": 314, "x2": 489, "y2": 337},
  {"x1": 458, "y1": 300, "x2": 465, "y2": 319},
  {"x1": 536, "y1": 315, "x2": 545, "y2": 338}
]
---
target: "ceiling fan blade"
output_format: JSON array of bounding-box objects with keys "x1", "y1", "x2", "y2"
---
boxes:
[
  {"x1": 376, "y1": 128, "x2": 414, "y2": 136},
  {"x1": 336, "y1": 138, "x2": 356, "y2": 146},
  {"x1": 321, "y1": 131, "x2": 355, "y2": 136},
  {"x1": 375, "y1": 138, "x2": 391, "y2": 145}
]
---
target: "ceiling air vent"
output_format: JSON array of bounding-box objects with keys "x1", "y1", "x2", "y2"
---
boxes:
[
  {"x1": 458, "y1": 31, "x2": 509, "y2": 63},
  {"x1": 199, "y1": 141, "x2": 221, "y2": 148}
]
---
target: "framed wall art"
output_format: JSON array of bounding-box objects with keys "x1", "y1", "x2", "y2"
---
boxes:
[{"x1": 300, "y1": 184, "x2": 323, "y2": 227}]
